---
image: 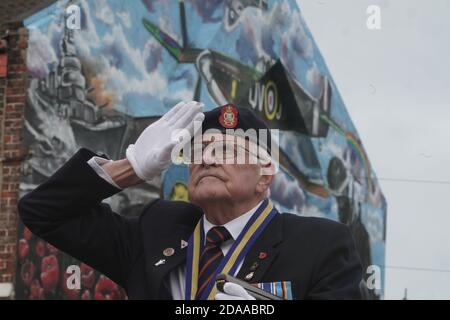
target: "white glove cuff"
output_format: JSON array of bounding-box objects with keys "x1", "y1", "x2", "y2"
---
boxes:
[{"x1": 126, "y1": 144, "x2": 149, "y2": 181}]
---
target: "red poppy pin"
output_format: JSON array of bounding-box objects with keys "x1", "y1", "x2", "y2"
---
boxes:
[
  {"x1": 258, "y1": 252, "x2": 268, "y2": 260},
  {"x1": 219, "y1": 105, "x2": 238, "y2": 129}
]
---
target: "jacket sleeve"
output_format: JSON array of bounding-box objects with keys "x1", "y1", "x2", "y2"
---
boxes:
[
  {"x1": 306, "y1": 223, "x2": 364, "y2": 300},
  {"x1": 18, "y1": 148, "x2": 143, "y2": 289}
]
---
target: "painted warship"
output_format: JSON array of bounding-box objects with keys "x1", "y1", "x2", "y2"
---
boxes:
[{"x1": 25, "y1": 25, "x2": 127, "y2": 183}]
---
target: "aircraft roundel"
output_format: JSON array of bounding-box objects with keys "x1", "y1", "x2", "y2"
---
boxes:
[{"x1": 264, "y1": 81, "x2": 278, "y2": 121}]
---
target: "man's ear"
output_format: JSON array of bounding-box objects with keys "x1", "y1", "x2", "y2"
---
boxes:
[
  {"x1": 256, "y1": 171, "x2": 274, "y2": 194},
  {"x1": 259, "y1": 159, "x2": 278, "y2": 176}
]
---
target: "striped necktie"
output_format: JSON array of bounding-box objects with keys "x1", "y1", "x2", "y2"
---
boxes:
[{"x1": 196, "y1": 226, "x2": 232, "y2": 299}]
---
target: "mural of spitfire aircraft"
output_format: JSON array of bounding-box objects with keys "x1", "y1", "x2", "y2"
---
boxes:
[{"x1": 142, "y1": 0, "x2": 376, "y2": 200}]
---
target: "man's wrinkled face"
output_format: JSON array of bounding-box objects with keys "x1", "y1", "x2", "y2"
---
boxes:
[{"x1": 187, "y1": 134, "x2": 267, "y2": 206}]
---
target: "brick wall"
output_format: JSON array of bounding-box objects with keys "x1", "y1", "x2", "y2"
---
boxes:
[{"x1": 0, "y1": 22, "x2": 28, "y2": 290}]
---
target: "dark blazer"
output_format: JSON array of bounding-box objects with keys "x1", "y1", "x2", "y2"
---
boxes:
[{"x1": 18, "y1": 148, "x2": 363, "y2": 300}]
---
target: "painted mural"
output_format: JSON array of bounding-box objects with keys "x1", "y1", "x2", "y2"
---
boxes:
[{"x1": 16, "y1": 0, "x2": 386, "y2": 299}]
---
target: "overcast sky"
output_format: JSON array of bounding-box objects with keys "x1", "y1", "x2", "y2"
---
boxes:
[{"x1": 297, "y1": 0, "x2": 450, "y2": 299}]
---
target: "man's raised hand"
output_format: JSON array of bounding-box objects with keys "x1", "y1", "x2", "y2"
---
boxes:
[{"x1": 126, "y1": 101, "x2": 204, "y2": 181}]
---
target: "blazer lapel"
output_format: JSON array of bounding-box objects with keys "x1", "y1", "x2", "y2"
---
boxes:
[
  {"x1": 145, "y1": 223, "x2": 196, "y2": 299},
  {"x1": 236, "y1": 213, "x2": 283, "y2": 284}
]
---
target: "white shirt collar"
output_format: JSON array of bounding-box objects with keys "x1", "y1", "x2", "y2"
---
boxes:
[{"x1": 203, "y1": 200, "x2": 264, "y2": 241}]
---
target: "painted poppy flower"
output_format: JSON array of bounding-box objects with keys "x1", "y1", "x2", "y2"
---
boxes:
[
  {"x1": 94, "y1": 276, "x2": 120, "y2": 300},
  {"x1": 29, "y1": 279, "x2": 45, "y2": 300},
  {"x1": 80, "y1": 263, "x2": 96, "y2": 289},
  {"x1": 20, "y1": 260, "x2": 35, "y2": 287},
  {"x1": 40, "y1": 255, "x2": 60, "y2": 293},
  {"x1": 18, "y1": 238, "x2": 29, "y2": 260},
  {"x1": 35, "y1": 240, "x2": 46, "y2": 258},
  {"x1": 81, "y1": 290, "x2": 91, "y2": 300}
]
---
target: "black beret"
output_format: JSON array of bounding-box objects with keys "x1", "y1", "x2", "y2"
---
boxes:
[{"x1": 201, "y1": 104, "x2": 272, "y2": 155}]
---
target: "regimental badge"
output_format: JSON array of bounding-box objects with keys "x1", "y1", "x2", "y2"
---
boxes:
[{"x1": 219, "y1": 105, "x2": 238, "y2": 129}]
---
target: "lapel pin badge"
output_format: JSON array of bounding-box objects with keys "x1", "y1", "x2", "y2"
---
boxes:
[
  {"x1": 154, "y1": 259, "x2": 166, "y2": 267},
  {"x1": 163, "y1": 247, "x2": 175, "y2": 257},
  {"x1": 258, "y1": 251, "x2": 268, "y2": 260},
  {"x1": 244, "y1": 272, "x2": 255, "y2": 282},
  {"x1": 250, "y1": 262, "x2": 259, "y2": 271},
  {"x1": 181, "y1": 240, "x2": 188, "y2": 249}
]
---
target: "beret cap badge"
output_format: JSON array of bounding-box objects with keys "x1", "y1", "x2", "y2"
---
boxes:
[{"x1": 219, "y1": 104, "x2": 238, "y2": 129}]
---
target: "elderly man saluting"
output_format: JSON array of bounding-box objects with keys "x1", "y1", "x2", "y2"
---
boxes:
[{"x1": 18, "y1": 101, "x2": 363, "y2": 300}]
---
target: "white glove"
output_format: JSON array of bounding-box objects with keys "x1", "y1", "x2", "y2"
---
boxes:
[
  {"x1": 215, "y1": 282, "x2": 256, "y2": 300},
  {"x1": 126, "y1": 101, "x2": 204, "y2": 181}
]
